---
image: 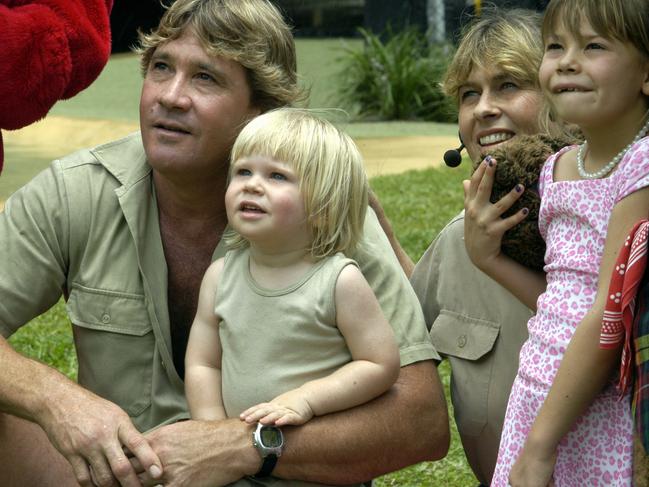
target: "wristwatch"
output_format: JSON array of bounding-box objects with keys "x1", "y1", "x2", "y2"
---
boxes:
[{"x1": 252, "y1": 422, "x2": 284, "y2": 478}]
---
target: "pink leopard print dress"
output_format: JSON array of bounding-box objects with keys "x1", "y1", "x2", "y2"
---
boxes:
[{"x1": 491, "y1": 138, "x2": 649, "y2": 487}]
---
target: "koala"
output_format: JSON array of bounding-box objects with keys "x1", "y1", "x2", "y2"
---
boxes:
[{"x1": 471, "y1": 132, "x2": 580, "y2": 271}]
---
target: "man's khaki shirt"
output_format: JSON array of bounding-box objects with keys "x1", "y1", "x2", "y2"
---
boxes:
[{"x1": 0, "y1": 133, "x2": 438, "y2": 432}]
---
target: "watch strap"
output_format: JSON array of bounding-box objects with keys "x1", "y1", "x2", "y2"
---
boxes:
[{"x1": 254, "y1": 453, "x2": 278, "y2": 478}]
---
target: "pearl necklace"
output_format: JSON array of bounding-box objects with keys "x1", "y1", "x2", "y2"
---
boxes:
[{"x1": 577, "y1": 115, "x2": 649, "y2": 179}]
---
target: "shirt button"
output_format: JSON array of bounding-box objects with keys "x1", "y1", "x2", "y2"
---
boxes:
[
  {"x1": 101, "y1": 313, "x2": 111, "y2": 324},
  {"x1": 457, "y1": 334, "x2": 467, "y2": 348}
]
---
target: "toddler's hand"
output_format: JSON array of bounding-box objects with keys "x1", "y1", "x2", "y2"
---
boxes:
[
  {"x1": 239, "y1": 392, "x2": 314, "y2": 426},
  {"x1": 463, "y1": 156, "x2": 528, "y2": 272}
]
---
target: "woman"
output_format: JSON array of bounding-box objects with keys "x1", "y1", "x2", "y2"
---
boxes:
[{"x1": 409, "y1": 8, "x2": 559, "y2": 486}]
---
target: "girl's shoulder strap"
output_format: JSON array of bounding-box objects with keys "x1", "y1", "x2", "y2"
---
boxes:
[
  {"x1": 539, "y1": 144, "x2": 577, "y2": 195},
  {"x1": 612, "y1": 136, "x2": 649, "y2": 203}
]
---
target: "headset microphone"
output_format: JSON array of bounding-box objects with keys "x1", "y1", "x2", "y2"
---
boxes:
[{"x1": 443, "y1": 143, "x2": 465, "y2": 167}]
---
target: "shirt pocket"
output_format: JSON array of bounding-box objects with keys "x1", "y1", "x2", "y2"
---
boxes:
[
  {"x1": 430, "y1": 310, "x2": 500, "y2": 437},
  {"x1": 66, "y1": 284, "x2": 155, "y2": 417},
  {"x1": 431, "y1": 310, "x2": 499, "y2": 360}
]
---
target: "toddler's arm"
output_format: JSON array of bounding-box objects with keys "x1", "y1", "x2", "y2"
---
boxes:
[
  {"x1": 463, "y1": 156, "x2": 546, "y2": 310},
  {"x1": 185, "y1": 259, "x2": 227, "y2": 421},
  {"x1": 240, "y1": 264, "x2": 400, "y2": 426},
  {"x1": 510, "y1": 186, "x2": 649, "y2": 486}
]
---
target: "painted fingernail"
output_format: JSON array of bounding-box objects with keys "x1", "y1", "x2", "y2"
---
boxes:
[
  {"x1": 515, "y1": 184, "x2": 523, "y2": 193},
  {"x1": 522, "y1": 208, "x2": 529, "y2": 215},
  {"x1": 485, "y1": 155, "x2": 494, "y2": 166}
]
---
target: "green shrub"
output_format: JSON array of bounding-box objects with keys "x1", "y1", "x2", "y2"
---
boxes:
[{"x1": 337, "y1": 27, "x2": 457, "y2": 123}]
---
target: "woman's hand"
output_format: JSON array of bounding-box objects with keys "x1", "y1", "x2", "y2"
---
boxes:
[
  {"x1": 463, "y1": 156, "x2": 528, "y2": 274},
  {"x1": 508, "y1": 441, "x2": 557, "y2": 487},
  {"x1": 462, "y1": 156, "x2": 546, "y2": 309}
]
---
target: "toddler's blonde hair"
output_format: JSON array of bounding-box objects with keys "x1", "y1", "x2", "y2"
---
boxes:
[{"x1": 227, "y1": 108, "x2": 369, "y2": 258}]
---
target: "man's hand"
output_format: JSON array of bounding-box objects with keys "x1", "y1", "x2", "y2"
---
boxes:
[
  {"x1": 0, "y1": 338, "x2": 162, "y2": 487},
  {"x1": 39, "y1": 390, "x2": 162, "y2": 487},
  {"x1": 137, "y1": 418, "x2": 258, "y2": 487}
]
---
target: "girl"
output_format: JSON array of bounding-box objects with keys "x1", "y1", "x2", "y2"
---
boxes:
[
  {"x1": 184, "y1": 108, "x2": 400, "y2": 486},
  {"x1": 463, "y1": 0, "x2": 649, "y2": 485}
]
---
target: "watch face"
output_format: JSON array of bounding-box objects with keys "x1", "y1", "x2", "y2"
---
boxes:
[{"x1": 260, "y1": 427, "x2": 282, "y2": 448}]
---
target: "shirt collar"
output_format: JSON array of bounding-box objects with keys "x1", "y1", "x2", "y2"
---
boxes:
[{"x1": 90, "y1": 131, "x2": 150, "y2": 188}]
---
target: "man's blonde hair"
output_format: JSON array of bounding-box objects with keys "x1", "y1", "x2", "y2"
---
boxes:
[
  {"x1": 135, "y1": 0, "x2": 303, "y2": 111},
  {"x1": 227, "y1": 108, "x2": 369, "y2": 259}
]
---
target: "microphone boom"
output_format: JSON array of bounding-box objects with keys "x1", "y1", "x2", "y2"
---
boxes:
[{"x1": 443, "y1": 144, "x2": 465, "y2": 167}]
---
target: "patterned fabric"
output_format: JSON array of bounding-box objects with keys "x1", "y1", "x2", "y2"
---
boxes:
[
  {"x1": 599, "y1": 220, "x2": 649, "y2": 397},
  {"x1": 492, "y1": 138, "x2": 649, "y2": 487}
]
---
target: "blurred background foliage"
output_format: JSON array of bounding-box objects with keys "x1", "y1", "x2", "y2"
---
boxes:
[{"x1": 336, "y1": 27, "x2": 456, "y2": 122}]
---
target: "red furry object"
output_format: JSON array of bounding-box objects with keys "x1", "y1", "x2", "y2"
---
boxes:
[{"x1": 0, "y1": 0, "x2": 114, "y2": 173}]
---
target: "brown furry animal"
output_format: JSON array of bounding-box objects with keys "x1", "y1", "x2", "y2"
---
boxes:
[{"x1": 471, "y1": 132, "x2": 580, "y2": 271}]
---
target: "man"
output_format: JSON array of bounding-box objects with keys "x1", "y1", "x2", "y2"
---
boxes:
[{"x1": 0, "y1": 1, "x2": 449, "y2": 486}]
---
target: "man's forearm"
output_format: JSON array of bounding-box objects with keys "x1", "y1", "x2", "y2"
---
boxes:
[
  {"x1": 274, "y1": 361, "x2": 449, "y2": 484},
  {"x1": 0, "y1": 337, "x2": 69, "y2": 421}
]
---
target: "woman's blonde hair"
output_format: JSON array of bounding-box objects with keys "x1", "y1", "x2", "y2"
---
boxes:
[
  {"x1": 443, "y1": 8, "x2": 559, "y2": 135},
  {"x1": 227, "y1": 108, "x2": 369, "y2": 259},
  {"x1": 542, "y1": 0, "x2": 649, "y2": 59},
  {"x1": 134, "y1": 0, "x2": 304, "y2": 111},
  {"x1": 443, "y1": 8, "x2": 544, "y2": 101}
]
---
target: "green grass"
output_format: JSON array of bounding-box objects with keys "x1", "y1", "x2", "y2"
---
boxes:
[
  {"x1": 0, "y1": 148, "x2": 53, "y2": 201},
  {"x1": 8, "y1": 302, "x2": 77, "y2": 381},
  {"x1": 370, "y1": 165, "x2": 470, "y2": 262},
  {"x1": 50, "y1": 53, "x2": 143, "y2": 122}
]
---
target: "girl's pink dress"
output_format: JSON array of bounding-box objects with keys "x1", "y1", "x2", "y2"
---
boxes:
[{"x1": 491, "y1": 138, "x2": 649, "y2": 487}]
